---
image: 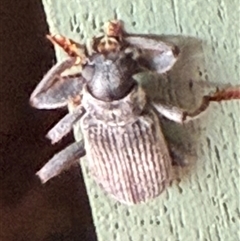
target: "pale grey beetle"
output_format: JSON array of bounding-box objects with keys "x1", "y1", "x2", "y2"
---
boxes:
[{"x1": 30, "y1": 20, "x2": 230, "y2": 204}]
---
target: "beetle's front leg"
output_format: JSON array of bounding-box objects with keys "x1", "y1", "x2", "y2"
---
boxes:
[
  {"x1": 125, "y1": 36, "x2": 180, "y2": 73},
  {"x1": 36, "y1": 140, "x2": 86, "y2": 183},
  {"x1": 151, "y1": 95, "x2": 210, "y2": 123},
  {"x1": 30, "y1": 57, "x2": 86, "y2": 109}
]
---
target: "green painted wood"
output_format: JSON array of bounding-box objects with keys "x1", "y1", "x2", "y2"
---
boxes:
[{"x1": 41, "y1": 1, "x2": 240, "y2": 240}]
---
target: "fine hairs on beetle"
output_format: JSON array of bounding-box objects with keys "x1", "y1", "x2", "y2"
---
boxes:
[{"x1": 30, "y1": 20, "x2": 240, "y2": 205}]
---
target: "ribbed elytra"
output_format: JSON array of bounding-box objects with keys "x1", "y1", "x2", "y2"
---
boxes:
[{"x1": 81, "y1": 85, "x2": 172, "y2": 205}]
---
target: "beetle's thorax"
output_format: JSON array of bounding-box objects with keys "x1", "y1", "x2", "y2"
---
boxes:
[
  {"x1": 82, "y1": 50, "x2": 140, "y2": 101},
  {"x1": 81, "y1": 84, "x2": 147, "y2": 126}
]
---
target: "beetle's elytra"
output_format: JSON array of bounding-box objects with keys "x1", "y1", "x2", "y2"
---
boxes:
[
  {"x1": 80, "y1": 85, "x2": 171, "y2": 204},
  {"x1": 30, "y1": 20, "x2": 240, "y2": 204}
]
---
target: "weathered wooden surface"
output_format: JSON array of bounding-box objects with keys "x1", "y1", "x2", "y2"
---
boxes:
[{"x1": 42, "y1": 0, "x2": 239, "y2": 240}]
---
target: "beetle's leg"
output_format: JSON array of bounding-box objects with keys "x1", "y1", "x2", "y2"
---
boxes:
[
  {"x1": 30, "y1": 57, "x2": 86, "y2": 109},
  {"x1": 125, "y1": 36, "x2": 179, "y2": 73},
  {"x1": 46, "y1": 34, "x2": 87, "y2": 64},
  {"x1": 46, "y1": 105, "x2": 86, "y2": 144},
  {"x1": 151, "y1": 95, "x2": 210, "y2": 123},
  {"x1": 152, "y1": 86, "x2": 240, "y2": 123},
  {"x1": 208, "y1": 86, "x2": 240, "y2": 101},
  {"x1": 36, "y1": 140, "x2": 85, "y2": 183}
]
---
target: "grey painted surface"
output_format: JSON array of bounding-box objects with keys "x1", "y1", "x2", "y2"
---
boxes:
[{"x1": 42, "y1": 0, "x2": 239, "y2": 240}]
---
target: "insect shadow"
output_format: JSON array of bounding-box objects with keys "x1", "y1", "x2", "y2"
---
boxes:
[{"x1": 133, "y1": 34, "x2": 223, "y2": 181}]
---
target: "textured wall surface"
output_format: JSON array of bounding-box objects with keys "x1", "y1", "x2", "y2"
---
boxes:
[{"x1": 41, "y1": 0, "x2": 239, "y2": 240}]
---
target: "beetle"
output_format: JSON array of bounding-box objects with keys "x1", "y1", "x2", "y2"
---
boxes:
[{"x1": 30, "y1": 20, "x2": 240, "y2": 204}]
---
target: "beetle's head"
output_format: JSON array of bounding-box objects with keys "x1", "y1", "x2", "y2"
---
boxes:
[
  {"x1": 82, "y1": 39, "x2": 140, "y2": 101},
  {"x1": 82, "y1": 26, "x2": 141, "y2": 101}
]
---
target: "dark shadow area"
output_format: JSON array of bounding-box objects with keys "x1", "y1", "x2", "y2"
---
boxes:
[
  {"x1": 134, "y1": 34, "x2": 215, "y2": 182},
  {"x1": 0, "y1": 1, "x2": 97, "y2": 240}
]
